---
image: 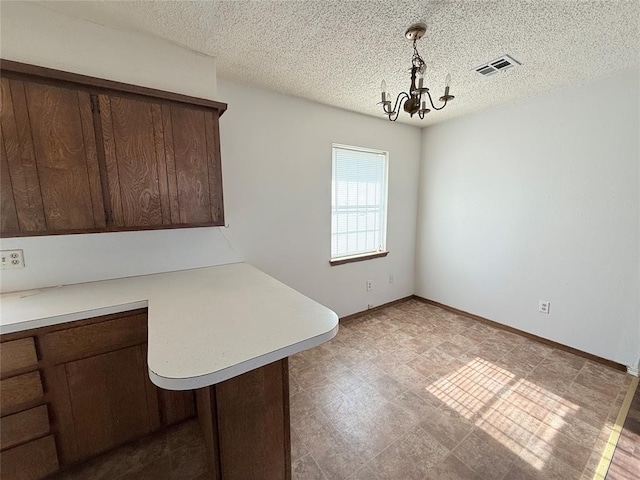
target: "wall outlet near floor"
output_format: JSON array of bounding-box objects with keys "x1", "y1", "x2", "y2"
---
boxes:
[
  {"x1": 366, "y1": 280, "x2": 373, "y2": 292},
  {"x1": 367, "y1": 304, "x2": 374, "y2": 310},
  {"x1": 539, "y1": 300, "x2": 550, "y2": 314},
  {"x1": 1, "y1": 249, "x2": 25, "y2": 269},
  {"x1": 389, "y1": 274, "x2": 394, "y2": 284}
]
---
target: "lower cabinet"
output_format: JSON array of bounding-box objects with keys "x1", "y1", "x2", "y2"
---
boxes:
[
  {"x1": 0, "y1": 309, "x2": 195, "y2": 478},
  {"x1": 0, "y1": 310, "x2": 291, "y2": 480}
]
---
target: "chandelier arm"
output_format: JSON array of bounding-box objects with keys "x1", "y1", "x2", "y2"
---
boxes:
[
  {"x1": 425, "y1": 90, "x2": 448, "y2": 111},
  {"x1": 385, "y1": 92, "x2": 410, "y2": 121}
]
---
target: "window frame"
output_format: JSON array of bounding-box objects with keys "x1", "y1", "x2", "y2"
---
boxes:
[{"x1": 330, "y1": 143, "x2": 389, "y2": 266}]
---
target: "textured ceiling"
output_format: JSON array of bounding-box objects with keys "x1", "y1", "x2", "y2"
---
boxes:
[{"x1": 36, "y1": 1, "x2": 639, "y2": 127}]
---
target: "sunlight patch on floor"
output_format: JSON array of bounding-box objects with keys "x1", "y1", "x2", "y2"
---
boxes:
[{"x1": 426, "y1": 358, "x2": 580, "y2": 470}]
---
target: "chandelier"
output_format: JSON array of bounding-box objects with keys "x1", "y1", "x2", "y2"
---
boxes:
[{"x1": 379, "y1": 23, "x2": 454, "y2": 121}]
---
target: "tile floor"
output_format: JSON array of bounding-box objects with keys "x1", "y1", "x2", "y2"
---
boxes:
[
  {"x1": 289, "y1": 299, "x2": 632, "y2": 480},
  {"x1": 53, "y1": 298, "x2": 633, "y2": 480}
]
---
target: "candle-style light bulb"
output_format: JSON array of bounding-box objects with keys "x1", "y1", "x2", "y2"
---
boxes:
[
  {"x1": 417, "y1": 72, "x2": 424, "y2": 90},
  {"x1": 381, "y1": 80, "x2": 387, "y2": 102},
  {"x1": 443, "y1": 73, "x2": 451, "y2": 98}
]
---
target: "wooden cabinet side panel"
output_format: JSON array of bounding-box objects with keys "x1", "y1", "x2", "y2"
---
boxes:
[
  {"x1": 215, "y1": 360, "x2": 288, "y2": 480},
  {"x1": 63, "y1": 345, "x2": 157, "y2": 460},
  {"x1": 204, "y1": 111, "x2": 224, "y2": 225},
  {"x1": 159, "y1": 389, "x2": 196, "y2": 426},
  {"x1": 0, "y1": 434, "x2": 59, "y2": 480},
  {"x1": 22, "y1": 82, "x2": 101, "y2": 231},
  {"x1": 0, "y1": 78, "x2": 46, "y2": 232},
  {"x1": 170, "y1": 105, "x2": 213, "y2": 224}
]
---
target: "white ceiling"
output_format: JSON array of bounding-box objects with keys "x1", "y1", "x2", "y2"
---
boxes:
[{"x1": 37, "y1": 1, "x2": 639, "y2": 127}]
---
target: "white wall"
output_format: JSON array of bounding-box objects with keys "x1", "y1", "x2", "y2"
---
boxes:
[
  {"x1": 0, "y1": 2, "x2": 240, "y2": 293},
  {"x1": 416, "y1": 70, "x2": 640, "y2": 368},
  {"x1": 217, "y1": 80, "x2": 421, "y2": 317},
  {"x1": 0, "y1": 2, "x2": 421, "y2": 316}
]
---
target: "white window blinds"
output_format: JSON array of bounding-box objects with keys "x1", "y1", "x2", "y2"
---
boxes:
[{"x1": 331, "y1": 144, "x2": 388, "y2": 260}]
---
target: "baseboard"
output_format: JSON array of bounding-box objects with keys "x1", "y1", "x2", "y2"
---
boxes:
[
  {"x1": 627, "y1": 366, "x2": 639, "y2": 377},
  {"x1": 413, "y1": 295, "x2": 627, "y2": 372},
  {"x1": 339, "y1": 295, "x2": 414, "y2": 323}
]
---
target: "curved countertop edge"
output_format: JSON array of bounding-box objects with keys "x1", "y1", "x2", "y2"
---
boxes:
[
  {"x1": 1, "y1": 263, "x2": 341, "y2": 390},
  {"x1": 148, "y1": 323, "x2": 339, "y2": 390}
]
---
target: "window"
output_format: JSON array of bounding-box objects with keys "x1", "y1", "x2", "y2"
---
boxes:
[{"x1": 331, "y1": 144, "x2": 388, "y2": 264}]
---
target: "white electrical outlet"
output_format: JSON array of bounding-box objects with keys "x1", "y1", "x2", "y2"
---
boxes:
[
  {"x1": 366, "y1": 280, "x2": 373, "y2": 292},
  {"x1": 1, "y1": 249, "x2": 25, "y2": 269},
  {"x1": 389, "y1": 274, "x2": 394, "y2": 284},
  {"x1": 539, "y1": 300, "x2": 550, "y2": 314}
]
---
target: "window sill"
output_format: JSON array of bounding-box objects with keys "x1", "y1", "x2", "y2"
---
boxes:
[{"x1": 329, "y1": 251, "x2": 389, "y2": 266}]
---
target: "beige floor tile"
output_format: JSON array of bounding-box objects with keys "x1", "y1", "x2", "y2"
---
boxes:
[
  {"x1": 418, "y1": 405, "x2": 475, "y2": 450},
  {"x1": 368, "y1": 425, "x2": 449, "y2": 480},
  {"x1": 292, "y1": 453, "x2": 327, "y2": 480},
  {"x1": 424, "y1": 453, "x2": 484, "y2": 480},
  {"x1": 452, "y1": 430, "x2": 517, "y2": 479},
  {"x1": 346, "y1": 465, "x2": 379, "y2": 480}
]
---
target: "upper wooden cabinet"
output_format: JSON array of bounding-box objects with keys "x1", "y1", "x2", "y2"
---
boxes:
[{"x1": 0, "y1": 60, "x2": 226, "y2": 237}]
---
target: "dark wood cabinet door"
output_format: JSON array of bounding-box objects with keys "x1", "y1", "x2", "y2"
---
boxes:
[
  {"x1": 98, "y1": 94, "x2": 169, "y2": 228},
  {"x1": 165, "y1": 104, "x2": 224, "y2": 225},
  {"x1": 0, "y1": 78, "x2": 105, "y2": 235},
  {"x1": 56, "y1": 345, "x2": 160, "y2": 461},
  {"x1": 99, "y1": 94, "x2": 224, "y2": 229}
]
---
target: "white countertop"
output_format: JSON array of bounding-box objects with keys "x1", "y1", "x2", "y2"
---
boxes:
[{"x1": 0, "y1": 262, "x2": 339, "y2": 390}]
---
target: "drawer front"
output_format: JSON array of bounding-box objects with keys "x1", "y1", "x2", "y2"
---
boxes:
[
  {"x1": 0, "y1": 434, "x2": 59, "y2": 480},
  {"x1": 1, "y1": 405, "x2": 50, "y2": 451},
  {"x1": 0, "y1": 337, "x2": 38, "y2": 375},
  {"x1": 42, "y1": 312, "x2": 147, "y2": 364},
  {"x1": 0, "y1": 371, "x2": 43, "y2": 411}
]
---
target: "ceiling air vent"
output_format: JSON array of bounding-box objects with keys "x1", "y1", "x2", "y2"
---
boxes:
[{"x1": 474, "y1": 55, "x2": 521, "y2": 77}]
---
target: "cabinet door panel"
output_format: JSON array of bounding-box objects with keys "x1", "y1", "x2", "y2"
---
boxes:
[
  {"x1": 24, "y1": 82, "x2": 104, "y2": 230},
  {"x1": 170, "y1": 105, "x2": 219, "y2": 224},
  {"x1": 0, "y1": 78, "x2": 46, "y2": 233},
  {"x1": 99, "y1": 95, "x2": 168, "y2": 228},
  {"x1": 0, "y1": 128, "x2": 20, "y2": 232},
  {"x1": 64, "y1": 345, "x2": 157, "y2": 460}
]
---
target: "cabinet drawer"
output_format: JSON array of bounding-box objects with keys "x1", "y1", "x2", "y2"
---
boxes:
[
  {"x1": 42, "y1": 312, "x2": 147, "y2": 364},
  {"x1": 0, "y1": 337, "x2": 38, "y2": 375},
  {"x1": 1, "y1": 405, "x2": 50, "y2": 451},
  {"x1": 0, "y1": 371, "x2": 43, "y2": 411},
  {"x1": 0, "y1": 434, "x2": 59, "y2": 480}
]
